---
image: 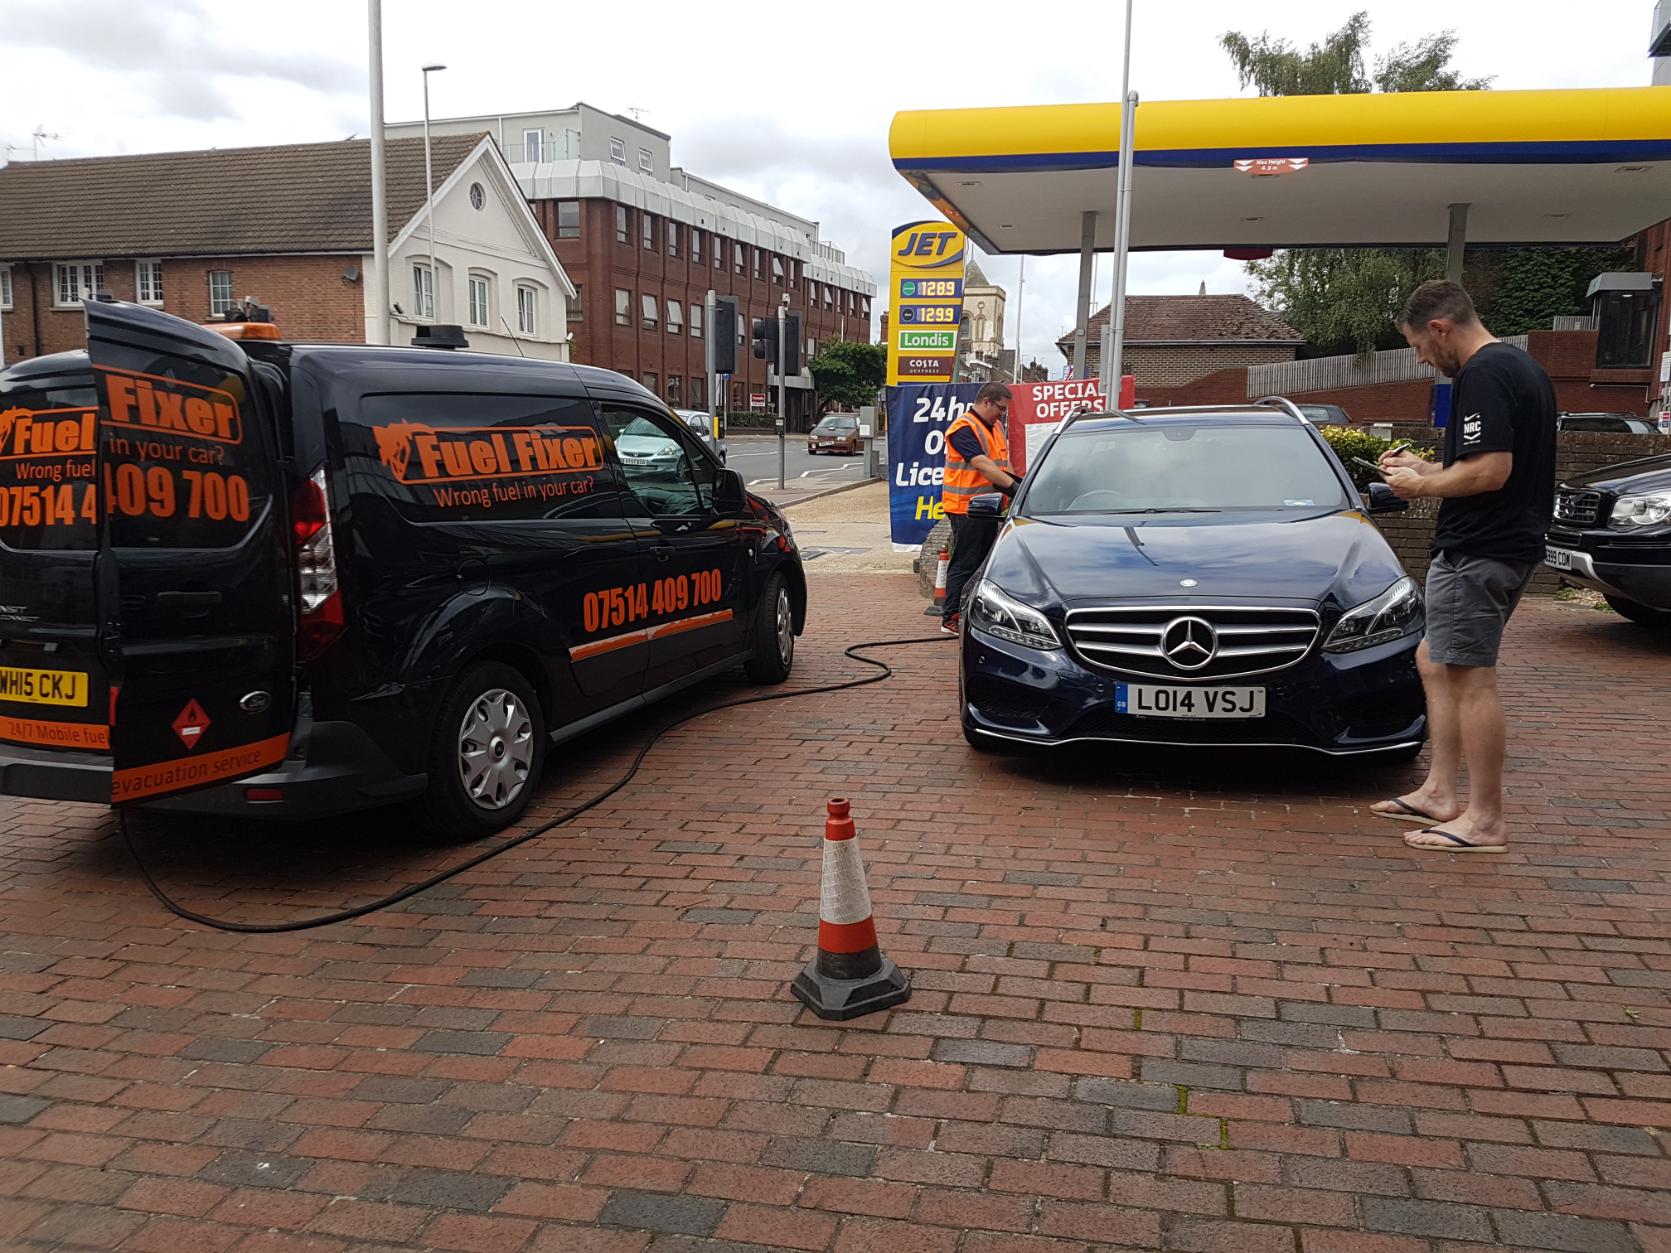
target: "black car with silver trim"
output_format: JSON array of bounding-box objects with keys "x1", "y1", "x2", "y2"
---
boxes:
[
  {"x1": 958, "y1": 400, "x2": 1426, "y2": 757},
  {"x1": 1544, "y1": 452, "x2": 1671, "y2": 627}
]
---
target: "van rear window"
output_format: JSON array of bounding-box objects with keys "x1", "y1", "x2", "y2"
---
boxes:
[
  {"x1": 0, "y1": 379, "x2": 99, "y2": 552},
  {"x1": 345, "y1": 393, "x2": 622, "y2": 524}
]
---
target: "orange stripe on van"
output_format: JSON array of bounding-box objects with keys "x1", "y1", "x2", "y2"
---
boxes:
[
  {"x1": 0, "y1": 715, "x2": 109, "y2": 751},
  {"x1": 568, "y1": 627, "x2": 651, "y2": 662},
  {"x1": 112, "y1": 733, "x2": 289, "y2": 804},
  {"x1": 647, "y1": 609, "x2": 734, "y2": 641}
]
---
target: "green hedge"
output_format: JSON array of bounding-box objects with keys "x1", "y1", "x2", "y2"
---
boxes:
[
  {"x1": 1319, "y1": 425, "x2": 1436, "y2": 490},
  {"x1": 722, "y1": 411, "x2": 780, "y2": 429}
]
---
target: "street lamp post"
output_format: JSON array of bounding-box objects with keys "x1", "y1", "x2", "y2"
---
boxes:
[
  {"x1": 421, "y1": 63, "x2": 446, "y2": 322},
  {"x1": 1103, "y1": 0, "x2": 1137, "y2": 405}
]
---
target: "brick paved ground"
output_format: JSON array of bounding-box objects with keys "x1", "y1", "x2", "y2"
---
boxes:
[{"x1": 0, "y1": 576, "x2": 1666, "y2": 1253}]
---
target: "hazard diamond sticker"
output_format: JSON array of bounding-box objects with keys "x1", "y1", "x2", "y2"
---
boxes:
[{"x1": 172, "y1": 699, "x2": 211, "y2": 752}]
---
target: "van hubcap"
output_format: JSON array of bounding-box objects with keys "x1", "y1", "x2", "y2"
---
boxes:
[
  {"x1": 458, "y1": 688, "x2": 533, "y2": 810},
  {"x1": 775, "y1": 589, "x2": 793, "y2": 665}
]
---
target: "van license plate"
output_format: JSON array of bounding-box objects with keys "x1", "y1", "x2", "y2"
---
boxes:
[
  {"x1": 1545, "y1": 545, "x2": 1573, "y2": 571},
  {"x1": 1115, "y1": 684, "x2": 1264, "y2": 720},
  {"x1": 0, "y1": 666, "x2": 89, "y2": 707}
]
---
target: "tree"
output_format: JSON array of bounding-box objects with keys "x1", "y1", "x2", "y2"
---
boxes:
[
  {"x1": 1221, "y1": 13, "x2": 1494, "y2": 357},
  {"x1": 808, "y1": 339, "x2": 886, "y2": 411}
]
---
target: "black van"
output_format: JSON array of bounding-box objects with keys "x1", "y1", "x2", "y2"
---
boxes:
[{"x1": 0, "y1": 302, "x2": 806, "y2": 836}]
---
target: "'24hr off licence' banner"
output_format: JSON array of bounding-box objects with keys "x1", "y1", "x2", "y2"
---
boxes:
[{"x1": 886, "y1": 383, "x2": 979, "y2": 548}]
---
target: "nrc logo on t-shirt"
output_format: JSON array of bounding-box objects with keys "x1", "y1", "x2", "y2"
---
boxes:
[{"x1": 1462, "y1": 413, "x2": 1483, "y2": 444}]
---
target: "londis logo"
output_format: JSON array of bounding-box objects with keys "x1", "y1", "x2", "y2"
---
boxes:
[
  {"x1": 374, "y1": 421, "x2": 604, "y2": 485},
  {"x1": 99, "y1": 369, "x2": 243, "y2": 445},
  {"x1": 0, "y1": 407, "x2": 96, "y2": 458},
  {"x1": 890, "y1": 220, "x2": 966, "y2": 272}
]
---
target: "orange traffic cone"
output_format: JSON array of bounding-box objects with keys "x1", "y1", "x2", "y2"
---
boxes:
[
  {"x1": 791, "y1": 798, "x2": 911, "y2": 1020},
  {"x1": 924, "y1": 544, "x2": 950, "y2": 616}
]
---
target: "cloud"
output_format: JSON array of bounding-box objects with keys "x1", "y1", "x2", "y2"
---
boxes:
[{"x1": 2, "y1": 0, "x2": 361, "y2": 126}]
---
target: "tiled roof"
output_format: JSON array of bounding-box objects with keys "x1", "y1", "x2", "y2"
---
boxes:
[
  {"x1": 1056, "y1": 295, "x2": 1303, "y2": 348},
  {"x1": 0, "y1": 133, "x2": 487, "y2": 259}
]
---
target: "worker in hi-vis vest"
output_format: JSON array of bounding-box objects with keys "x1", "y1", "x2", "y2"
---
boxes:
[{"x1": 939, "y1": 382, "x2": 1022, "y2": 635}]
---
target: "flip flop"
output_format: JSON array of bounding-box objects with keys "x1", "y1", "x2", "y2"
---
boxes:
[
  {"x1": 1404, "y1": 826, "x2": 1507, "y2": 855},
  {"x1": 1373, "y1": 797, "x2": 1442, "y2": 825}
]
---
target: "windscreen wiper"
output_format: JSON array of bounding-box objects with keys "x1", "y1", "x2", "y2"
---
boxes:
[{"x1": 1105, "y1": 507, "x2": 1222, "y2": 514}]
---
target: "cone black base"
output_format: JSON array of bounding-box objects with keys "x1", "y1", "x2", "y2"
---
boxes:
[{"x1": 791, "y1": 955, "x2": 911, "y2": 1021}]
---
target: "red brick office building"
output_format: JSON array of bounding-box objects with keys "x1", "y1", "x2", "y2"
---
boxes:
[{"x1": 390, "y1": 105, "x2": 876, "y2": 425}]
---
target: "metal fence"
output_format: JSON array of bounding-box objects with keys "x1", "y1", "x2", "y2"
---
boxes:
[{"x1": 1247, "y1": 335, "x2": 1529, "y2": 397}]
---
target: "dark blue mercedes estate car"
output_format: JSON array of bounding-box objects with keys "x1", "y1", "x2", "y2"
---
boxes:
[{"x1": 958, "y1": 400, "x2": 1428, "y2": 759}]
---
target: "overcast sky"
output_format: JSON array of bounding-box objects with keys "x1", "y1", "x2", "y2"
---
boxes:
[{"x1": 0, "y1": 0, "x2": 1654, "y2": 367}]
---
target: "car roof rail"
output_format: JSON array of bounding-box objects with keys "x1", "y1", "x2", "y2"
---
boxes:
[{"x1": 1254, "y1": 395, "x2": 1310, "y2": 423}]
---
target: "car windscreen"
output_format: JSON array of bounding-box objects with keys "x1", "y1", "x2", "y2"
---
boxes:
[
  {"x1": 1022, "y1": 423, "x2": 1350, "y2": 515},
  {"x1": 621, "y1": 417, "x2": 668, "y2": 439},
  {"x1": 815, "y1": 417, "x2": 855, "y2": 431}
]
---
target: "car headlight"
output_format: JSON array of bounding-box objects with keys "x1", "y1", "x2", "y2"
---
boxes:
[
  {"x1": 1324, "y1": 576, "x2": 1424, "y2": 653},
  {"x1": 1608, "y1": 491, "x2": 1671, "y2": 531},
  {"x1": 967, "y1": 580, "x2": 1061, "y2": 650}
]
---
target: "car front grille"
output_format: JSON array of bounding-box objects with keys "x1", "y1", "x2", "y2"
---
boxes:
[
  {"x1": 1554, "y1": 490, "x2": 1603, "y2": 526},
  {"x1": 1064, "y1": 605, "x2": 1321, "y2": 681}
]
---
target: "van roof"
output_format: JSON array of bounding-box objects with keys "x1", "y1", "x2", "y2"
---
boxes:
[{"x1": 4, "y1": 338, "x2": 666, "y2": 408}]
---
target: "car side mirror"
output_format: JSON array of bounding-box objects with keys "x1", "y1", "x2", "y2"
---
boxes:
[
  {"x1": 967, "y1": 492, "x2": 1006, "y2": 519},
  {"x1": 1365, "y1": 481, "x2": 1408, "y2": 514},
  {"x1": 713, "y1": 467, "x2": 748, "y2": 515}
]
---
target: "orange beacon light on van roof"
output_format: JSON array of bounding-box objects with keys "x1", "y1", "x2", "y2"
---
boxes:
[
  {"x1": 205, "y1": 322, "x2": 282, "y2": 341},
  {"x1": 202, "y1": 298, "x2": 281, "y2": 341}
]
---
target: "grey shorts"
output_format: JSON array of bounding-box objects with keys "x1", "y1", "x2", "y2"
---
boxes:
[{"x1": 1423, "y1": 550, "x2": 1535, "y2": 667}]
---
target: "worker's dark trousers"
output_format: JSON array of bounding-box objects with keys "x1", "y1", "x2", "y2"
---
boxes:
[{"x1": 943, "y1": 513, "x2": 999, "y2": 624}]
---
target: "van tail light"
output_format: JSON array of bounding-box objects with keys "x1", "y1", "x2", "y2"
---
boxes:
[{"x1": 291, "y1": 467, "x2": 344, "y2": 661}]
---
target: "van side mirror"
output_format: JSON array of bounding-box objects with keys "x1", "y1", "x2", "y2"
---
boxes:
[
  {"x1": 967, "y1": 492, "x2": 1006, "y2": 519},
  {"x1": 1365, "y1": 481, "x2": 1408, "y2": 514},
  {"x1": 713, "y1": 468, "x2": 748, "y2": 515}
]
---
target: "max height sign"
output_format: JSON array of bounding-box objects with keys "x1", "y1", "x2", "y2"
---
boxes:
[{"x1": 886, "y1": 220, "x2": 968, "y2": 387}]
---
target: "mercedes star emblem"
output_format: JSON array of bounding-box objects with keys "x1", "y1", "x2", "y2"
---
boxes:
[{"x1": 1161, "y1": 616, "x2": 1218, "y2": 671}]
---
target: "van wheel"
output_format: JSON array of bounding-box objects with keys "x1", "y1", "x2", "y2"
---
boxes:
[
  {"x1": 745, "y1": 574, "x2": 794, "y2": 684},
  {"x1": 416, "y1": 663, "x2": 545, "y2": 839}
]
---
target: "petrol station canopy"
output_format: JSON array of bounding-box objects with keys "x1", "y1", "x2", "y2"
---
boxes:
[{"x1": 888, "y1": 87, "x2": 1671, "y2": 255}]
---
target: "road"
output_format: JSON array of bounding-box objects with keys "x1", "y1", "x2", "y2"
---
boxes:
[{"x1": 721, "y1": 434, "x2": 870, "y2": 504}]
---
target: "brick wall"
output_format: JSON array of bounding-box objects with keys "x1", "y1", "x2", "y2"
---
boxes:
[
  {"x1": 1368, "y1": 428, "x2": 1671, "y2": 594},
  {"x1": 1137, "y1": 330, "x2": 1651, "y2": 420},
  {"x1": 4, "y1": 256, "x2": 365, "y2": 359}
]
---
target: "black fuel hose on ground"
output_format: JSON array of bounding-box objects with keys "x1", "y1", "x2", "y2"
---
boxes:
[{"x1": 118, "y1": 634, "x2": 955, "y2": 934}]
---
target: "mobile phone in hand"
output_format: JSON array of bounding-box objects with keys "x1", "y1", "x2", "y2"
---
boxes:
[{"x1": 1351, "y1": 455, "x2": 1387, "y2": 475}]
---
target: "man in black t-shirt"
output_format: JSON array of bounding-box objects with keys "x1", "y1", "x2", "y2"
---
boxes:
[{"x1": 1371, "y1": 280, "x2": 1555, "y2": 855}]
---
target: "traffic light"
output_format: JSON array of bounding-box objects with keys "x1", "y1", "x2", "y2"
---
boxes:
[
  {"x1": 709, "y1": 296, "x2": 737, "y2": 376},
  {"x1": 780, "y1": 313, "x2": 802, "y2": 375},
  {"x1": 750, "y1": 316, "x2": 778, "y2": 366}
]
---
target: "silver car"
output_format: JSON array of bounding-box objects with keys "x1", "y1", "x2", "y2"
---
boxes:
[{"x1": 676, "y1": 409, "x2": 728, "y2": 460}]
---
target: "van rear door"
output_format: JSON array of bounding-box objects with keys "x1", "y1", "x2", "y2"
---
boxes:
[
  {"x1": 0, "y1": 354, "x2": 109, "y2": 795},
  {"x1": 87, "y1": 301, "x2": 297, "y2": 805}
]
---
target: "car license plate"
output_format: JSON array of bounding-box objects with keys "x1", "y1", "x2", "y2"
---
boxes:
[
  {"x1": 1115, "y1": 683, "x2": 1264, "y2": 719},
  {"x1": 1545, "y1": 545, "x2": 1574, "y2": 571},
  {"x1": 0, "y1": 666, "x2": 89, "y2": 707}
]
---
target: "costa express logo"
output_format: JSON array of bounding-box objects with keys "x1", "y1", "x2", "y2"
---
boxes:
[
  {"x1": 891, "y1": 220, "x2": 966, "y2": 272},
  {"x1": 99, "y1": 369, "x2": 243, "y2": 444},
  {"x1": 0, "y1": 407, "x2": 96, "y2": 459},
  {"x1": 374, "y1": 422, "x2": 604, "y2": 485}
]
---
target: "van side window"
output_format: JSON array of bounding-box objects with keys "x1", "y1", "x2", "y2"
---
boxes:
[
  {"x1": 346, "y1": 393, "x2": 622, "y2": 524},
  {"x1": 597, "y1": 405, "x2": 717, "y2": 518}
]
